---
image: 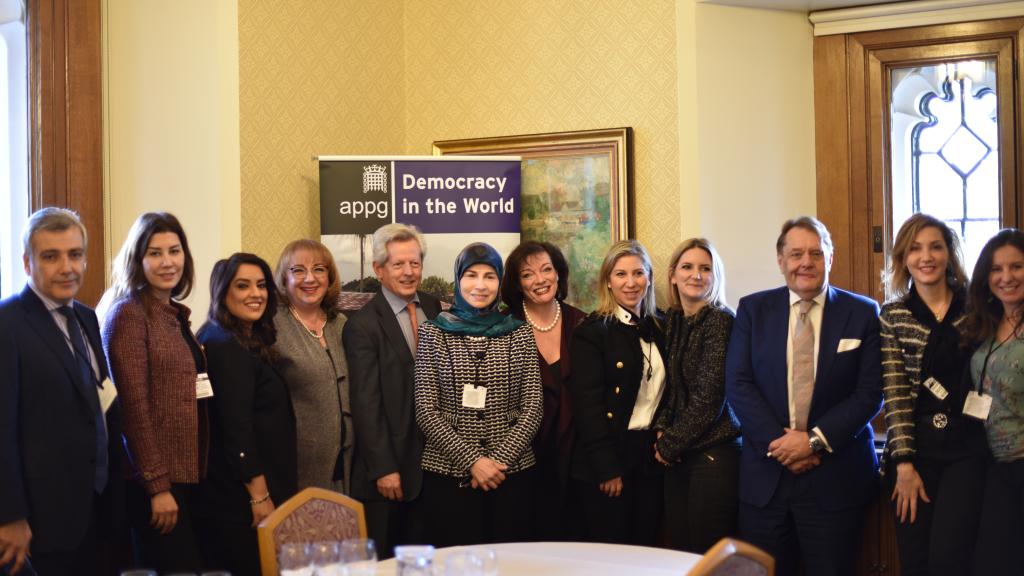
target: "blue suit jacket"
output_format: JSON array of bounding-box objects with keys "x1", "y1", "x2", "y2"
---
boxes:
[
  {"x1": 0, "y1": 285, "x2": 120, "y2": 554},
  {"x1": 725, "y1": 285, "x2": 882, "y2": 511}
]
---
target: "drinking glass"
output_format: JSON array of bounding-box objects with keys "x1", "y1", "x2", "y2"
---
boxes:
[
  {"x1": 395, "y1": 545, "x2": 435, "y2": 576},
  {"x1": 311, "y1": 540, "x2": 344, "y2": 576},
  {"x1": 279, "y1": 542, "x2": 314, "y2": 576},
  {"x1": 470, "y1": 548, "x2": 497, "y2": 576},
  {"x1": 340, "y1": 538, "x2": 377, "y2": 576},
  {"x1": 443, "y1": 551, "x2": 483, "y2": 576}
]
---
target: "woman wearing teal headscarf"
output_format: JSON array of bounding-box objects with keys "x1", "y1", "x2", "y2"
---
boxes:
[{"x1": 414, "y1": 242, "x2": 543, "y2": 546}]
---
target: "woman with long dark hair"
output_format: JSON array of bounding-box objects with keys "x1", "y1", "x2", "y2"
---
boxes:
[
  {"x1": 501, "y1": 241, "x2": 587, "y2": 540},
  {"x1": 879, "y1": 214, "x2": 986, "y2": 576},
  {"x1": 101, "y1": 212, "x2": 207, "y2": 572},
  {"x1": 197, "y1": 253, "x2": 297, "y2": 575},
  {"x1": 414, "y1": 242, "x2": 542, "y2": 546},
  {"x1": 569, "y1": 239, "x2": 667, "y2": 545},
  {"x1": 654, "y1": 237, "x2": 741, "y2": 553},
  {"x1": 964, "y1": 228, "x2": 1024, "y2": 574}
]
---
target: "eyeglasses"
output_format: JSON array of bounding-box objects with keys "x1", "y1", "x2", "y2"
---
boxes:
[{"x1": 289, "y1": 265, "x2": 329, "y2": 280}]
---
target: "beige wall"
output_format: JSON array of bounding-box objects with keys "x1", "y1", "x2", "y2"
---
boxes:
[
  {"x1": 402, "y1": 1, "x2": 681, "y2": 300},
  {"x1": 682, "y1": 4, "x2": 817, "y2": 305},
  {"x1": 238, "y1": 0, "x2": 406, "y2": 264},
  {"x1": 104, "y1": 0, "x2": 817, "y2": 312},
  {"x1": 103, "y1": 0, "x2": 240, "y2": 318}
]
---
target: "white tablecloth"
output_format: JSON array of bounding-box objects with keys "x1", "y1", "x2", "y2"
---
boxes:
[{"x1": 376, "y1": 542, "x2": 701, "y2": 575}]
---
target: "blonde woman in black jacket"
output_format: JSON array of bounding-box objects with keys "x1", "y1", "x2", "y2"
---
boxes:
[{"x1": 569, "y1": 240, "x2": 666, "y2": 545}]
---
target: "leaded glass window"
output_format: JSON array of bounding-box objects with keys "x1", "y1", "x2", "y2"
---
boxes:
[{"x1": 890, "y1": 60, "x2": 999, "y2": 274}]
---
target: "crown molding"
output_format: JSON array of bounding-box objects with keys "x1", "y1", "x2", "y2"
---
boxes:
[{"x1": 810, "y1": 0, "x2": 1024, "y2": 36}]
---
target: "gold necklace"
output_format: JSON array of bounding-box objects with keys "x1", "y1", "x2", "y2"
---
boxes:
[
  {"x1": 523, "y1": 301, "x2": 560, "y2": 332},
  {"x1": 289, "y1": 306, "x2": 326, "y2": 339}
]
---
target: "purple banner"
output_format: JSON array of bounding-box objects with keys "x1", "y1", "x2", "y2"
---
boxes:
[{"x1": 393, "y1": 160, "x2": 520, "y2": 233}]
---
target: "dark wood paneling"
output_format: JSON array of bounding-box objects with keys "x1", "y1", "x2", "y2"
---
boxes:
[
  {"x1": 814, "y1": 34, "x2": 854, "y2": 291},
  {"x1": 27, "y1": 0, "x2": 104, "y2": 306}
]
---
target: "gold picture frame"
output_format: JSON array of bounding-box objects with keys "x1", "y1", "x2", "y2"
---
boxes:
[{"x1": 433, "y1": 128, "x2": 633, "y2": 311}]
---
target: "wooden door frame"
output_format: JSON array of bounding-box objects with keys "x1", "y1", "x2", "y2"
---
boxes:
[
  {"x1": 814, "y1": 18, "x2": 1024, "y2": 302},
  {"x1": 26, "y1": 0, "x2": 104, "y2": 305}
]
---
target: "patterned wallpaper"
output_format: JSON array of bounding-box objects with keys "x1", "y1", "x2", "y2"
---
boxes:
[
  {"x1": 402, "y1": 0, "x2": 680, "y2": 300},
  {"x1": 239, "y1": 0, "x2": 679, "y2": 301},
  {"x1": 238, "y1": 0, "x2": 406, "y2": 264}
]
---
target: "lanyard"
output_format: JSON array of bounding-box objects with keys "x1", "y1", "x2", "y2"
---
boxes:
[{"x1": 977, "y1": 324, "x2": 1020, "y2": 394}]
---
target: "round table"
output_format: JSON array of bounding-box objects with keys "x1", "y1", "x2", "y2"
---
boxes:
[{"x1": 375, "y1": 541, "x2": 702, "y2": 575}]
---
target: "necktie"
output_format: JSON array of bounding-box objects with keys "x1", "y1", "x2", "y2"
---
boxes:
[
  {"x1": 407, "y1": 301, "x2": 419, "y2": 352},
  {"x1": 58, "y1": 306, "x2": 108, "y2": 493},
  {"x1": 792, "y1": 299, "x2": 815, "y2": 432}
]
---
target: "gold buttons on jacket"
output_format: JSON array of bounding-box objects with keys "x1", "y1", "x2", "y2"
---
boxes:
[
  {"x1": 614, "y1": 387, "x2": 621, "y2": 395},
  {"x1": 606, "y1": 412, "x2": 614, "y2": 420},
  {"x1": 615, "y1": 361, "x2": 624, "y2": 369}
]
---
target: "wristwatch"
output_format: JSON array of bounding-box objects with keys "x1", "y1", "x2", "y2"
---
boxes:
[{"x1": 809, "y1": 434, "x2": 825, "y2": 454}]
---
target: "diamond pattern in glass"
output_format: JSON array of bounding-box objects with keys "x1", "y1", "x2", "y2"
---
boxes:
[{"x1": 939, "y1": 125, "x2": 989, "y2": 176}]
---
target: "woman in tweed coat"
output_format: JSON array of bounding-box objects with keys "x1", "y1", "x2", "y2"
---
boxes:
[
  {"x1": 880, "y1": 214, "x2": 987, "y2": 576},
  {"x1": 272, "y1": 239, "x2": 350, "y2": 493},
  {"x1": 653, "y1": 238, "x2": 741, "y2": 553},
  {"x1": 100, "y1": 212, "x2": 208, "y2": 572},
  {"x1": 414, "y1": 243, "x2": 542, "y2": 547}
]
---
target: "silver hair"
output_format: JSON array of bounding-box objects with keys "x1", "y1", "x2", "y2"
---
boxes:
[
  {"x1": 372, "y1": 223, "x2": 426, "y2": 266},
  {"x1": 22, "y1": 207, "x2": 88, "y2": 256}
]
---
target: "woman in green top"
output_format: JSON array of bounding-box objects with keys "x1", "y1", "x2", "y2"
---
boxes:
[{"x1": 963, "y1": 228, "x2": 1024, "y2": 575}]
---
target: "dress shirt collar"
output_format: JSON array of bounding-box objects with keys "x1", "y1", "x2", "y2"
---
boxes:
[
  {"x1": 29, "y1": 282, "x2": 72, "y2": 312},
  {"x1": 382, "y1": 286, "x2": 420, "y2": 316},
  {"x1": 788, "y1": 286, "x2": 827, "y2": 308},
  {"x1": 614, "y1": 305, "x2": 640, "y2": 325}
]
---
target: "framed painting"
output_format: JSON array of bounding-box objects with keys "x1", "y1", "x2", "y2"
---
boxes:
[{"x1": 433, "y1": 128, "x2": 633, "y2": 311}]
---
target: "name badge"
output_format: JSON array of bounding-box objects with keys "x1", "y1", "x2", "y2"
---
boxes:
[
  {"x1": 923, "y1": 377, "x2": 949, "y2": 401},
  {"x1": 98, "y1": 377, "x2": 117, "y2": 414},
  {"x1": 962, "y1": 390, "x2": 992, "y2": 421},
  {"x1": 196, "y1": 373, "x2": 214, "y2": 400},
  {"x1": 462, "y1": 384, "x2": 487, "y2": 409}
]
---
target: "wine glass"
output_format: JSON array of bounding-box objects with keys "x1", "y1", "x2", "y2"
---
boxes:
[
  {"x1": 340, "y1": 538, "x2": 377, "y2": 576},
  {"x1": 443, "y1": 551, "x2": 483, "y2": 576},
  {"x1": 470, "y1": 548, "x2": 497, "y2": 576},
  {"x1": 279, "y1": 542, "x2": 314, "y2": 576},
  {"x1": 311, "y1": 540, "x2": 344, "y2": 576}
]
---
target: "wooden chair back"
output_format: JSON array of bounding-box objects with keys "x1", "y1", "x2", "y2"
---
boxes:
[
  {"x1": 686, "y1": 537, "x2": 774, "y2": 576},
  {"x1": 257, "y1": 487, "x2": 367, "y2": 575}
]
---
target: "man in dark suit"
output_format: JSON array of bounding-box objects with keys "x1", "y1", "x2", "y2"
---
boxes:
[
  {"x1": 344, "y1": 224, "x2": 440, "y2": 559},
  {"x1": 0, "y1": 208, "x2": 123, "y2": 576},
  {"x1": 726, "y1": 216, "x2": 882, "y2": 576}
]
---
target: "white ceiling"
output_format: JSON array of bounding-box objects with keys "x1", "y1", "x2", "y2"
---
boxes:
[{"x1": 697, "y1": 0, "x2": 911, "y2": 12}]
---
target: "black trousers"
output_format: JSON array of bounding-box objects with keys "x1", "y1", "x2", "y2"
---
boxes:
[
  {"x1": 25, "y1": 490, "x2": 125, "y2": 576},
  {"x1": 419, "y1": 468, "x2": 536, "y2": 547},
  {"x1": 663, "y1": 441, "x2": 740, "y2": 554},
  {"x1": 738, "y1": 470, "x2": 864, "y2": 576},
  {"x1": 888, "y1": 455, "x2": 986, "y2": 576},
  {"x1": 364, "y1": 496, "x2": 423, "y2": 560},
  {"x1": 126, "y1": 482, "x2": 204, "y2": 573},
  {"x1": 972, "y1": 458, "x2": 1024, "y2": 575},
  {"x1": 577, "y1": 429, "x2": 663, "y2": 546}
]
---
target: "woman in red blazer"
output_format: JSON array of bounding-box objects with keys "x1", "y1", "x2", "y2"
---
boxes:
[{"x1": 100, "y1": 212, "x2": 208, "y2": 573}]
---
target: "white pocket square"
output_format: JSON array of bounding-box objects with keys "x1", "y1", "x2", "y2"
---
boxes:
[{"x1": 837, "y1": 338, "x2": 861, "y2": 353}]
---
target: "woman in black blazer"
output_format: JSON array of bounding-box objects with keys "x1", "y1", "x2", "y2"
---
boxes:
[
  {"x1": 569, "y1": 239, "x2": 666, "y2": 545},
  {"x1": 653, "y1": 238, "x2": 741, "y2": 553},
  {"x1": 196, "y1": 253, "x2": 298, "y2": 575}
]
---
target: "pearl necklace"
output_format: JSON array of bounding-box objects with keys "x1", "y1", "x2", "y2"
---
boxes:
[
  {"x1": 289, "y1": 306, "x2": 326, "y2": 340},
  {"x1": 523, "y1": 300, "x2": 560, "y2": 333}
]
